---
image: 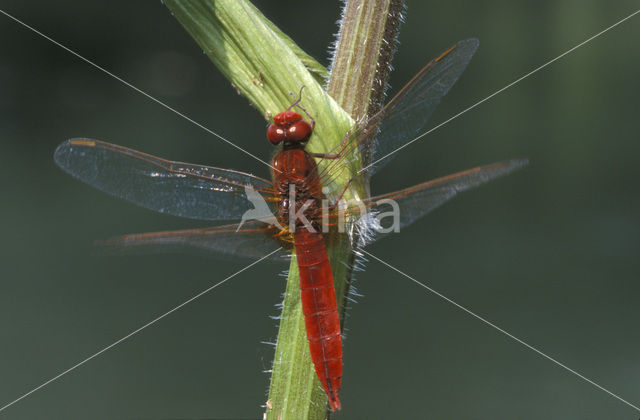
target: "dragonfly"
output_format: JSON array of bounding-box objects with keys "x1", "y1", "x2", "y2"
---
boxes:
[{"x1": 54, "y1": 38, "x2": 526, "y2": 411}]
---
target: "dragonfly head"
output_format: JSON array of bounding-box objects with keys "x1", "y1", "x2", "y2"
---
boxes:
[
  {"x1": 268, "y1": 86, "x2": 315, "y2": 146},
  {"x1": 267, "y1": 110, "x2": 313, "y2": 146}
]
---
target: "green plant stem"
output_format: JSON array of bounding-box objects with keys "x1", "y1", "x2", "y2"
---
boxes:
[
  {"x1": 328, "y1": 0, "x2": 405, "y2": 119},
  {"x1": 267, "y1": 1, "x2": 404, "y2": 418},
  {"x1": 164, "y1": 0, "x2": 403, "y2": 417}
]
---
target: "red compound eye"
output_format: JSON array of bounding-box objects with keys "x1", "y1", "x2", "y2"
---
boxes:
[
  {"x1": 286, "y1": 120, "x2": 312, "y2": 142},
  {"x1": 267, "y1": 124, "x2": 285, "y2": 145}
]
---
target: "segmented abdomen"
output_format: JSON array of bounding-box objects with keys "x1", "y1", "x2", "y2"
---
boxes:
[{"x1": 294, "y1": 229, "x2": 342, "y2": 411}]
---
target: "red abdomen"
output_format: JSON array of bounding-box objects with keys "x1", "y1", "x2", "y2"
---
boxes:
[{"x1": 294, "y1": 229, "x2": 342, "y2": 411}]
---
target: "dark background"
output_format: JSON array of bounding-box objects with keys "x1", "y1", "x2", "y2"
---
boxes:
[{"x1": 1, "y1": 1, "x2": 639, "y2": 419}]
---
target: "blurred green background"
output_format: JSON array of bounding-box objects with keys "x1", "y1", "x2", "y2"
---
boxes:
[{"x1": 1, "y1": 1, "x2": 639, "y2": 419}]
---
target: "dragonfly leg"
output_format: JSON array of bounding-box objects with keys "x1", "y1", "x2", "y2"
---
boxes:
[
  {"x1": 309, "y1": 124, "x2": 355, "y2": 160},
  {"x1": 329, "y1": 177, "x2": 356, "y2": 209}
]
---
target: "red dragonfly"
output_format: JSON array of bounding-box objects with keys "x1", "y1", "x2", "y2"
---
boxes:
[{"x1": 54, "y1": 38, "x2": 526, "y2": 411}]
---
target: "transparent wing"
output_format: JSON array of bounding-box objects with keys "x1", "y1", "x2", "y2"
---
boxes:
[
  {"x1": 54, "y1": 139, "x2": 278, "y2": 221},
  {"x1": 96, "y1": 220, "x2": 289, "y2": 262},
  {"x1": 94, "y1": 160, "x2": 526, "y2": 258},
  {"x1": 320, "y1": 39, "x2": 479, "y2": 181},
  {"x1": 347, "y1": 159, "x2": 528, "y2": 239}
]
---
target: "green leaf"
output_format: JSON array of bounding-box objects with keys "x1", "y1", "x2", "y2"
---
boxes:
[{"x1": 164, "y1": 0, "x2": 351, "y2": 156}]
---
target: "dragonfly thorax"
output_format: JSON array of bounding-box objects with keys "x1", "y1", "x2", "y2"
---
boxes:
[{"x1": 272, "y1": 148, "x2": 322, "y2": 231}]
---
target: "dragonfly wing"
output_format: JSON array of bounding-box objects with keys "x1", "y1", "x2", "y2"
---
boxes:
[
  {"x1": 54, "y1": 139, "x2": 278, "y2": 222},
  {"x1": 356, "y1": 159, "x2": 527, "y2": 240},
  {"x1": 357, "y1": 39, "x2": 479, "y2": 176},
  {"x1": 96, "y1": 220, "x2": 289, "y2": 262}
]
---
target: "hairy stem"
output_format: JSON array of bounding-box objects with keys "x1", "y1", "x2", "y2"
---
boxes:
[
  {"x1": 266, "y1": 1, "x2": 404, "y2": 418},
  {"x1": 164, "y1": 0, "x2": 403, "y2": 417},
  {"x1": 328, "y1": 0, "x2": 405, "y2": 119}
]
